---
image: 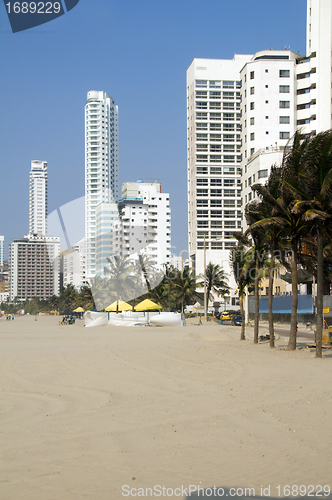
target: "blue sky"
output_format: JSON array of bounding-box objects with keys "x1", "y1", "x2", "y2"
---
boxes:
[{"x1": 0, "y1": 0, "x2": 306, "y2": 259}]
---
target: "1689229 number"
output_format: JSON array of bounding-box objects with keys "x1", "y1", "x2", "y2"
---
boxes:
[{"x1": 5, "y1": 2, "x2": 62, "y2": 14}]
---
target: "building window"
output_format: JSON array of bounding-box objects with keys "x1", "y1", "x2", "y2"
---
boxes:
[
  {"x1": 210, "y1": 113, "x2": 222, "y2": 120},
  {"x1": 196, "y1": 112, "x2": 208, "y2": 120},
  {"x1": 279, "y1": 85, "x2": 290, "y2": 93},
  {"x1": 250, "y1": 71, "x2": 254, "y2": 79},
  {"x1": 280, "y1": 116, "x2": 290, "y2": 124},
  {"x1": 250, "y1": 102, "x2": 255, "y2": 110},
  {"x1": 211, "y1": 210, "x2": 222, "y2": 218},
  {"x1": 210, "y1": 189, "x2": 222, "y2": 197},
  {"x1": 197, "y1": 199, "x2": 208, "y2": 207},
  {"x1": 250, "y1": 148, "x2": 255, "y2": 156},
  {"x1": 224, "y1": 155, "x2": 235, "y2": 163},
  {"x1": 223, "y1": 92, "x2": 234, "y2": 100},
  {"x1": 250, "y1": 86, "x2": 255, "y2": 95},
  {"x1": 210, "y1": 80, "x2": 221, "y2": 88},
  {"x1": 196, "y1": 166, "x2": 208, "y2": 174},
  {"x1": 210, "y1": 166, "x2": 222, "y2": 174},
  {"x1": 197, "y1": 220, "x2": 209, "y2": 227},
  {"x1": 211, "y1": 200, "x2": 222, "y2": 207},
  {"x1": 223, "y1": 113, "x2": 234, "y2": 121},
  {"x1": 223, "y1": 81, "x2": 234, "y2": 89},
  {"x1": 196, "y1": 178, "x2": 208, "y2": 186},
  {"x1": 279, "y1": 101, "x2": 290, "y2": 108},
  {"x1": 210, "y1": 133, "x2": 221, "y2": 141},
  {"x1": 223, "y1": 102, "x2": 235, "y2": 110},
  {"x1": 210, "y1": 102, "x2": 221, "y2": 109},
  {"x1": 196, "y1": 155, "x2": 208, "y2": 162},
  {"x1": 196, "y1": 80, "x2": 208, "y2": 88},
  {"x1": 250, "y1": 117, "x2": 255, "y2": 125},
  {"x1": 279, "y1": 69, "x2": 290, "y2": 78},
  {"x1": 210, "y1": 123, "x2": 221, "y2": 131},
  {"x1": 210, "y1": 155, "x2": 222, "y2": 163},
  {"x1": 224, "y1": 189, "x2": 236, "y2": 197},
  {"x1": 280, "y1": 132, "x2": 290, "y2": 140},
  {"x1": 196, "y1": 133, "x2": 208, "y2": 141},
  {"x1": 210, "y1": 179, "x2": 222, "y2": 186},
  {"x1": 196, "y1": 189, "x2": 208, "y2": 196},
  {"x1": 250, "y1": 132, "x2": 255, "y2": 141},
  {"x1": 211, "y1": 241, "x2": 223, "y2": 249},
  {"x1": 196, "y1": 91, "x2": 208, "y2": 98},
  {"x1": 196, "y1": 101, "x2": 208, "y2": 109},
  {"x1": 211, "y1": 220, "x2": 223, "y2": 228},
  {"x1": 210, "y1": 91, "x2": 221, "y2": 99},
  {"x1": 197, "y1": 210, "x2": 208, "y2": 218},
  {"x1": 196, "y1": 122, "x2": 208, "y2": 130},
  {"x1": 258, "y1": 169, "x2": 268, "y2": 179},
  {"x1": 210, "y1": 144, "x2": 221, "y2": 152},
  {"x1": 196, "y1": 144, "x2": 208, "y2": 152}
]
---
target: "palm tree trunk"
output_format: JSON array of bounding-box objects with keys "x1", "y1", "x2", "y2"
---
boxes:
[
  {"x1": 254, "y1": 253, "x2": 259, "y2": 344},
  {"x1": 287, "y1": 240, "x2": 298, "y2": 350},
  {"x1": 240, "y1": 293, "x2": 245, "y2": 340},
  {"x1": 269, "y1": 243, "x2": 275, "y2": 348},
  {"x1": 316, "y1": 231, "x2": 324, "y2": 358}
]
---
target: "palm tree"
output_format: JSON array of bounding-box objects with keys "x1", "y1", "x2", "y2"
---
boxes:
[
  {"x1": 230, "y1": 244, "x2": 255, "y2": 340},
  {"x1": 102, "y1": 255, "x2": 135, "y2": 312},
  {"x1": 251, "y1": 166, "x2": 286, "y2": 347},
  {"x1": 200, "y1": 262, "x2": 230, "y2": 312},
  {"x1": 174, "y1": 268, "x2": 197, "y2": 312},
  {"x1": 291, "y1": 130, "x2": 332, "y2": 357},
  {"x1": 248, "y1": 133, "x2": 309, "y2": 349}
]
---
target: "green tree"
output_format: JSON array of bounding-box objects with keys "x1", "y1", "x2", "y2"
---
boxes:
[
  {"x1": 230, "y1": 244, "x2": 255, "y2": 341},
  {"x1": 200, "y1": 262, "x2": 230, "y2": 312},
  {"x1": 174, "y1": 268, "x2": 197, "y2": 312}
]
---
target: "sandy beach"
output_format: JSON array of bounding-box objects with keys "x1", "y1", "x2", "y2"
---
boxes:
[{"x1": 1, "y1": 315, "x2": 332, "y2": 500}]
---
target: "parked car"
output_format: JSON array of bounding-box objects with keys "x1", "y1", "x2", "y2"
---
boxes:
[{"x1": 232, "y1": 315, "x2": 242, "y2": 326}]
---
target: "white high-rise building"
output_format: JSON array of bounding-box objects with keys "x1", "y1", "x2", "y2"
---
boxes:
[
  {"x1": 114, "y1": 181, "x2": 171, "y2": 270},
  {"x1": 29, "y1": 160, "x2": 48, "y2": 236},
  {"x1": 95, "y1": 202, "x2": 119, "y2": 276},
  {"x1": 296, "y1": 0, "x2": 332, "y2": 135},
  {"x1": 85, "y1": 90, "x2": 119, "y2": 280},
  {"x1": 241, "y1": 50, "x2": 298, "y2": 221},
  {"x1": 62, "y1": 238, "x2": 87, "y2": 290},
  {"x1": 186, "y1": 55, "x2": 252, "y2": 302}
]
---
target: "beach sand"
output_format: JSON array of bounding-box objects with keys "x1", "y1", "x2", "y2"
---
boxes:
[{"x1": 1, "y1": 315, "x2": 332, "y2": 500}]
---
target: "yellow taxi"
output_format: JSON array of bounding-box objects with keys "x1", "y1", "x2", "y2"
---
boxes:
[{"x1": 221, "y1": 311, "x2": 233, "y2": 321}]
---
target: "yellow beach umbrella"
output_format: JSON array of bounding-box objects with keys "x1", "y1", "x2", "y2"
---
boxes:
[
  {"x1": 74, "y1": 307, "x2": 85, "y2": 313},
  {"x1": 134, "y1": 299, "x2": 161, "y2": 311},
  {"x1": 105, "y1": 300, "x2": 132, "y2": 312}
]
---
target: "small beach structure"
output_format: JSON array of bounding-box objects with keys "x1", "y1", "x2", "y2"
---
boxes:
[
  {"x1": 134, "y1": 299, "x2": 161, "y2": 311},
  {"x1": 105, "y1": 300, "x2": 132, "y2": 312},
  {"x1": 73, "y1": 307, "x2": 85, "y2": 313}
]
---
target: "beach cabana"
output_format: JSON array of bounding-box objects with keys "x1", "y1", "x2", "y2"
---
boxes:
[
  {"x1": 74, "y1": 307, "x2": 85, "y2": 313},
  {"x1": 105, "y1": 300, "x2": 132, "y2": 312},
  {"x1": 134, "y1": 299, "x2": 161, "y2": 311}
]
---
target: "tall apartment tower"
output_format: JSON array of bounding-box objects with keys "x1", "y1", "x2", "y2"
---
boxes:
[
  {"x1": 85, "y1": 90, "x2": 119, "y2": 280},
  {"x1": 186, "y1": 55, "x2": 252, "y2": 292},
  {"x1": 114, "y1": 181, "x2": 171, "y2": 270},
  {"x1": 241, "y1": 50, "x2": 298, "y2": 218},
  {"x1": 29, "y1": 160, "x2": 48, "y2": 235},
  {"x1": 296, "y1": 0, "x2": 332, "y2": 135}
]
